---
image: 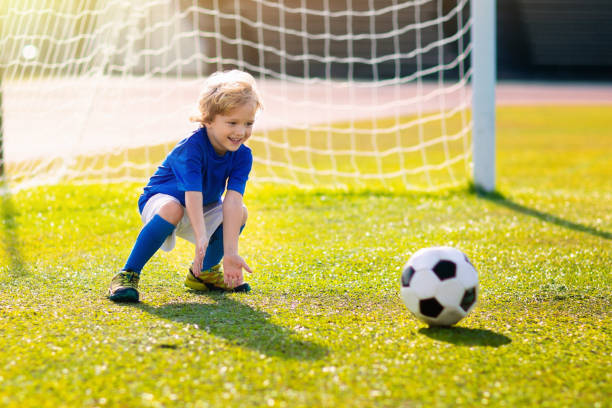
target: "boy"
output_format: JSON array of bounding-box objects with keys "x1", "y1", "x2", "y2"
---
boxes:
[{"x1": 108, "y1": 70, "x2": 262, "y2": 302}]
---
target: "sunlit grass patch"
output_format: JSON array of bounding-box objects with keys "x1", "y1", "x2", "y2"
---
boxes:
[{"x1": 0, "y1": 105, "x2": 610, "y2": 407}]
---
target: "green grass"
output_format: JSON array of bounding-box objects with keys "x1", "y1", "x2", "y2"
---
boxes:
[{"x1": 0, "y1": 105, "x2": 611, "y2": 407}]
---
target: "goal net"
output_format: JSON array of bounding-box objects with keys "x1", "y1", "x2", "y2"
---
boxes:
[{"x1": 0, "y1": 0, "x2": 474, "y2": 191}]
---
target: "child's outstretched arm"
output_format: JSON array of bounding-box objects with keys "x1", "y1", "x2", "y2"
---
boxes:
[
  {"x1": 222, "y1": 190, "x2": 253, "y2": 288},
  {"x1": 185, "y1": 191, "x2": 208, "y2": 275}
]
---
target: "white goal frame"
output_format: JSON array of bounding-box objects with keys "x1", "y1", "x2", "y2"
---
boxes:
[{"x1": 0, "y1": 0, "x2": 496, "y2": 192}]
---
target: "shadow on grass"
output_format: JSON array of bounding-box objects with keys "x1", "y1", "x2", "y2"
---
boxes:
[
  {"x1": 134, "y1": 292, "x2": 329, "y2": 361},
  {"x1": 419, "y1": 326, "x2": 511, "y2": 347},
  {"x1": 476, "y1": 189, "x2": 611, "y2": 240},
  {"x1": 0, "y1": 188, "x2": 28, "y2": 277}
]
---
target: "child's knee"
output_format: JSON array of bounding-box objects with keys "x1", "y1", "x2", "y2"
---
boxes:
[{"x1": 157, "y1": 201, "x2": 184, "y2": 226}]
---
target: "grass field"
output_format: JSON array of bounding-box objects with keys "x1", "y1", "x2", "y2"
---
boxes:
[{"x1": 0, "y1": 105, "x2": 610, "y2": 407}]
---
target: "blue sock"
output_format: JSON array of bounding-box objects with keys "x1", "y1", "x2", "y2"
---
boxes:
[
  {"x1": 201, "y1": 224, "x2": 245, "y2": 271},
  {"x1": 123, "y1": 215, "x2": 175, "y2": 275}
]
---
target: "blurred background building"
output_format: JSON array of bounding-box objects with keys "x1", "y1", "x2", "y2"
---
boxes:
[
  {"x1": 202, "y1": 0, "x2": 612, "y2": 81},
  {"x1": 169, "y1": 0, "x2": 612, "y2": 80},
  {"x1": 2, "y1": 0, "x2": 611, "y2": 80},
  {"x1": 497, "y1": 0, "x2": 612, "y2": 80}
]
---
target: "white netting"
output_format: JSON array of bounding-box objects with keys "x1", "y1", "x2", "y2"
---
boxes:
[{"x1": 0, "y1": 0, "x2": 472, "y2": 191}]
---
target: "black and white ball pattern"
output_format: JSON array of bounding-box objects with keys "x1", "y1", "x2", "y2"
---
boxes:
[{"x1": 400, "y1": 247, "x2": 478, "y2": 326}]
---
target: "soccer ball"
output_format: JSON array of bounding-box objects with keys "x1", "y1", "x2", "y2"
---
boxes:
[{"x1": 400, "y1": 247, "x2": 478, "y2": 326}]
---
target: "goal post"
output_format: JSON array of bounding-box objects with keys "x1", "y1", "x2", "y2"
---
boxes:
[
  {"x1": 470, "y1": 0, "x2": 496, "y2": 193},
  {"x1": 0, "y1": 0, "x2": 495, "y2": 192}
]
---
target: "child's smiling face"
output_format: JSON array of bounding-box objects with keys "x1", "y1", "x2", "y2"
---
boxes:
[{"x1": 205, "y1": 102, "x2": 257, "y2": 155}]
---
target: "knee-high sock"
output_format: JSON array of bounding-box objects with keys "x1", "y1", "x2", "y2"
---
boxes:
[
  {"x1": 201, "y1": 224, "x2": 245, "y2": 271},
  {"x1": 123, "y1": 215, "x2": 175, "y2": 274}
]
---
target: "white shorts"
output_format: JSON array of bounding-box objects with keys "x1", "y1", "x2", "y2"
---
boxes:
[{"x1": 140, "y1": 193, "x2": 225, "y2": 252}]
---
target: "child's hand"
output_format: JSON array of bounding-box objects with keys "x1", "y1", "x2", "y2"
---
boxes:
[
  {"x1": 192, "y1": 238, "x2": 209, "y2": 276},
  {"x1": 222, "y1": 254, "x2": 253, "y2": 288}
]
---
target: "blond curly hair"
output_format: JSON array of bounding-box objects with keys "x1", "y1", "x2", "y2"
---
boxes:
[{"x1": 190, "y1": 70, "x2": 263, "y2": 126}]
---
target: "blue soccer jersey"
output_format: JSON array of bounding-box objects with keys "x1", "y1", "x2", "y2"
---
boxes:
[{"x1": 138, "y1": 127, "x2": 252, "y2": 213}]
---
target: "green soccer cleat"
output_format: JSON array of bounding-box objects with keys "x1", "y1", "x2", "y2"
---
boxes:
[
  {"x1": 108, "y1": 270, "x2": 140, "y2": 302},
  {"x1": 185, "y1": 264, "x2": 251, "y2": 293}
]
